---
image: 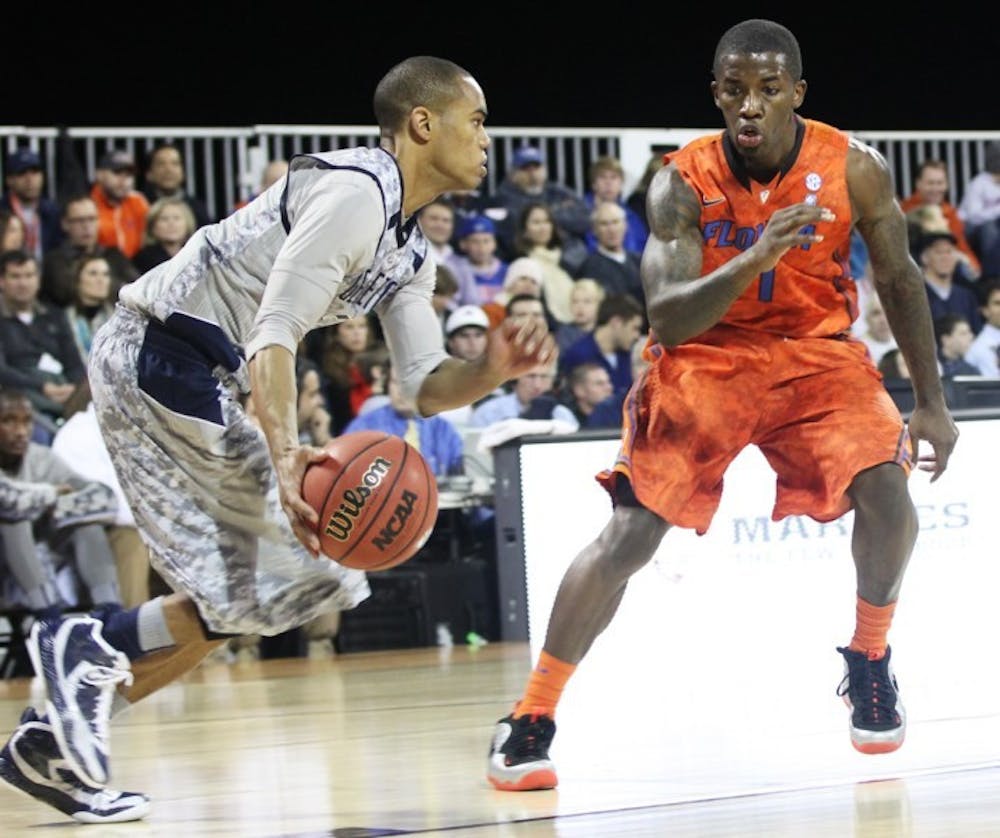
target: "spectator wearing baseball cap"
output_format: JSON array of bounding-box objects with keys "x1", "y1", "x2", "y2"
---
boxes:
[
  {"x1": 445, "y1": 305, "x2": 490, "y2": 361},
  {"x1": 456, "y1": 213, "x2": 496, "y2": 239},
  {"x1": 899, "y1": 160, "x2": 980, "y2": 281},
  {"x1": 481, "y1": 143, "x2": 591, "y2": 263},
  {"x1": 90, "y1": 149, "x2": 149, "y2": 259},
  {"x1": 6, "y1": 148, "x2": 43, "y2": 175},
  {"x1": 447, "y1": 213, "x2": 508, "y2": 306},
  {"x1": 2, "y1": 148, "x2": 64, "y2": 261},
  {"x1": 440, "y1": 303, "x2": 502, "y2": 427},
  {"x1": 511, "y1": 146, "x2": 544, "y2": 168},
  {"x1": 918, "y1": 229, "x2": 983, "y2": 333}
]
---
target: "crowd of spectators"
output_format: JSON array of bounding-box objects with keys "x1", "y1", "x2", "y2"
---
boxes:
[
  {"x1": 849, "y1": 146, "x2": 1000, "y2": 386},
  {"x1": 1, "y1": 135, "x2": 998, "y2": 663}
]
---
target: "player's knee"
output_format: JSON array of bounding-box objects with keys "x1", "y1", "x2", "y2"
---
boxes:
[
  {"x1": 850, "y1": 463, "x2": 915, "y2": 520},
  {"x1": 597, "y1": 506, "x2": 669, "y2": 572}
]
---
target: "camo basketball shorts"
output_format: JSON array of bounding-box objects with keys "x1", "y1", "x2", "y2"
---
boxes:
[{"x1": 88, "y1": 306, "x2": 370, "y2": 635}]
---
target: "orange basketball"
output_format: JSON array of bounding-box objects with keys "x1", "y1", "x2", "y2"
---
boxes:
[{"x1": 301, "y1": 431, "x2": 438, "y2": 571}]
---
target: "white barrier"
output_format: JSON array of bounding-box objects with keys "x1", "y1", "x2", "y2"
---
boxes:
[
  {"x1": 511, "y1": 416, "x2": 1000, "y2": 801},
  {"x1": 4, "y1": 126, "x2": 1000, "y2": 223}
]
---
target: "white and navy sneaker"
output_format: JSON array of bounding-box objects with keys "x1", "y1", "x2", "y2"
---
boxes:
[
  {"x1": 836, "y1": 645, "x2": 906, "y2": 754},
  {"x1": 0, "y1": 708, "x2": 150, "y2": 823},
  {"x1": 27, "y1": 616, "x2": 132, "y2": 787},
  {"x1": 487, "y1": 711, "x2": 558, "y2": 791}
]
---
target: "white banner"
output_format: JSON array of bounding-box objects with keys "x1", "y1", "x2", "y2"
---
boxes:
[{"x1": 518, "y1": 418, "x2": 1000, "y2": 792}]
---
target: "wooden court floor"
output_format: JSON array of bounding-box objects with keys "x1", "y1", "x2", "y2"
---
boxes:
[{"x1": 2, "y1": 641, "x2": 1000, "y2": 837}]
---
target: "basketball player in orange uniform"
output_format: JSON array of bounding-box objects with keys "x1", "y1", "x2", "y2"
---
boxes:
[{"x1": 487, "y1": 18, "x2": 959, "y2": 791}]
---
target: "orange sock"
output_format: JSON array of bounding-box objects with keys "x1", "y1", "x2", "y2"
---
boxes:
[
  {"x1": 513, "y1": 651, "x2": 577, "y2": 718},
  {"x1": 848, "y1": 596, "x2": 896, "y2": 660}
]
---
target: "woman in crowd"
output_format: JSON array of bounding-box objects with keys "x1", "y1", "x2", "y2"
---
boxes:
[
  {"x1": 65, "y1": 254, "x2": 116, "y2": 363},
  {"x1": 512, "y1": 202, "x2": 584, "y2": 324},
  {"x1": 131, "y1": 197, "x2": 197, "y2": 274}
]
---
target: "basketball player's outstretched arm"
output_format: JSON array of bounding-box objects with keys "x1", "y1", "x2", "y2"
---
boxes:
[
  {"x1": 848, "y1": 140, "x2": 958, "y2": 480},
  {"x1": 378, "y1": 279, "x2": 556, "y2": 417},
  {"x1": 641, "y1": 163, "x2": 835, "y2": 346},
  {"x1": 415, "y1": 318, "x2": 556, "y2": 416}
]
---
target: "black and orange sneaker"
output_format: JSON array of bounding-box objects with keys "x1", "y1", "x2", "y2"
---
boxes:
[
  {"x1": 487, "y1": 711, "x2": 558, "y2": 791},
  {"x1": 836, "y1": 645, "x2": 906, "y2": 754}
]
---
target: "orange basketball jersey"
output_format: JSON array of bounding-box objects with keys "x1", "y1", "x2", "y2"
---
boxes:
[{"x1": 664, "y1": 118, "x2": 857, "y2": 338}]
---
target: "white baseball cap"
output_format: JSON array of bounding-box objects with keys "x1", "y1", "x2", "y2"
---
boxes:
[{"x1": 445, "y1": 305, "x2": 490, "y2": 336}]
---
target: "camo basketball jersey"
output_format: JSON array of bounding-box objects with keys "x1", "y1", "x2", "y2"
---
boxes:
[
  {"x1": 665, "y1": 118, "x2": 858, "y2": 338},
  {"x1": 118, "y1": 145, "x2": 436, "y2": 371}
]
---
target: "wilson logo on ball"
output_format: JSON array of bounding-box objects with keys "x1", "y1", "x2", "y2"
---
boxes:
[
  {"x1": 303, "y1": 430, "x2": 438, "y2": 571},
  {"x1": 323, "y1": 456, "x2": 392, "y2": 541},
  {"x1": 371, "y1": 489, "x2": 418, "y2": 551}
]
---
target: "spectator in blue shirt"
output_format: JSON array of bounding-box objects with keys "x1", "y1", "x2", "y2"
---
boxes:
[
  {"x1": 933, "y1": 313, "x2": 981, "y2": 377},
  {"x1": 470, "y1": 358, "x2": 578, "y2": 429},
  {"x1": 583, "y1": 155, "x2": 648, "y2": 254},
  {"x1": 344, "y1": 364, "x2": 464, "y2": 478},
  {"x1": 559, "y1": 293, "x2": 645, "y2": 397},
  {"x1": 917, "y1": 231, "x2": 984, "y2": 333}
]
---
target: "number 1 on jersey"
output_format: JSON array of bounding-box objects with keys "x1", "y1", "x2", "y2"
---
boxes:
[{"x1": 758, "y1": 269, "x2": 775, "y2": 302}]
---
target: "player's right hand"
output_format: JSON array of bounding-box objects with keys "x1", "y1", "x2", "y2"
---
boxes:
[
  {"x1": 274, "y1": 445, "x2": 326, "y2": 557},
  {"x1": 755, "y1": 204, "x2": 836, "y2": 271},
  {"x1": 488, "y1": 315, "x2": 557, "y2": 378},
  {"x1": 907, "y1": 402, "x2": 959, "y2": 483}
]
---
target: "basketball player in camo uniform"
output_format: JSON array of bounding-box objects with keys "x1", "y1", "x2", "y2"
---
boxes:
[{"x1": 0, "y1": 56, "x2": 554, "y2": 823}]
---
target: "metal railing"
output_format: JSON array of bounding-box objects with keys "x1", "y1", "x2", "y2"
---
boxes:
[
  {"x1": 3, "y1": 125, "x2": 999, "y2": 222},
  {"x1": 252, "y1": 124, "x2": 625, "y2": 201},
  {"x1": 851, "y1": 130, "x2": 1000, "y2": 209}
]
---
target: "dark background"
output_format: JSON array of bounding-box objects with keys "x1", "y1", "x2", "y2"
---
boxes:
[{"x1": 9, "y1": 8, "x2": 994, "y2": 132}]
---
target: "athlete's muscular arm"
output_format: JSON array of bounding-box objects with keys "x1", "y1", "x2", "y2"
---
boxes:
[
  {"x1": 849, "y1": 140, "x2": 958, "y2": 479},
  {"x1": 417, "y1": 318, "x2": 555, "y2": 415},
  {"x1": 642, "y1": 163, "x2": 835, "y2": 346}
]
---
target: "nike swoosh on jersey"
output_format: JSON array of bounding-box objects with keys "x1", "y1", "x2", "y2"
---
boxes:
[{"x1": 702, "y1": 196, "x2": 726, "y2": 206}]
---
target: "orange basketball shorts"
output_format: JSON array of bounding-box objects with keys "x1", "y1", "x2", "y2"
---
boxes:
[{"x1": 598, "y1": 327, "x2": 913, "y2": 534}]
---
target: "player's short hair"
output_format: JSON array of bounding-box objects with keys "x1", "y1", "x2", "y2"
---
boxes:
[
  {"x1": 373, "y1": 56, "x2": 472, "y2": 133},
  {"x1": 713, "y1": 19, "x2": 803, "y2": 81}
]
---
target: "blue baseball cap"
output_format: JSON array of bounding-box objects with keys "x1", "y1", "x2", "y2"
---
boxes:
[
  {"x1": 6, "y1": 148, "x2": 42, "y2": 174},
  {"x1": 457, "y1": 214, "x2": 496, "y2": 238},
  {"x1": 512, "y1": 146, "x2": 543, "y2": 168}
]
